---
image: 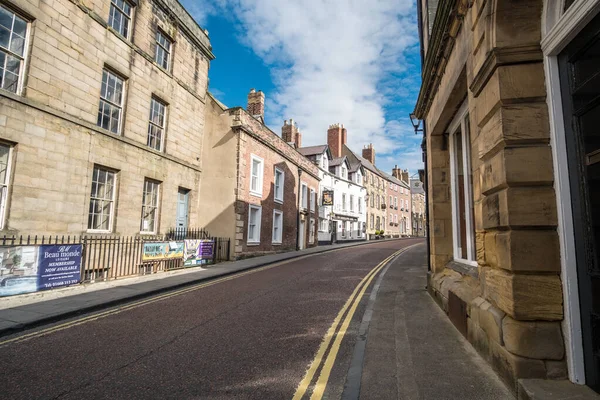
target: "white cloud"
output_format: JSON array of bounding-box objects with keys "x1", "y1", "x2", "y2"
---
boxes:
[{"x1": 188, "y1": 0, "x2": 422, "y2": 173}]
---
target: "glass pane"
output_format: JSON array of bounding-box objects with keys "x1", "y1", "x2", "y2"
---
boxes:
[
  {"x1": 12, "y1": 16, "x2": 26, "y2": 38},
  {"x1": 3, "y1": 70, "x2": 18, "y2": 92},
  {"x1": 0, "y1": 8, "x2": 12, "y2": 31},
  {"x1": 0, "y1": 26, "x2": 9, "y2": 49},
  {"x1": 10, "y1": 34, "x2": 24, "y2": 56},
  {"x1": 454, "y1": 129, "x2": 468, "y2": 260},
  {"x1": 0, "y1": 144, "x2": 9, "y2": 183}
]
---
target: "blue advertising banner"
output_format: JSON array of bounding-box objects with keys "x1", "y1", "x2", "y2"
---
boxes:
[{"x1": 37, "y1": 245, "x2": 82, "y2": 291}]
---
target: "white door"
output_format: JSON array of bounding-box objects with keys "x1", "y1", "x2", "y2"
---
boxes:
[{"x1": 299, "y1": 220, "x2": 306, "y2": 250}]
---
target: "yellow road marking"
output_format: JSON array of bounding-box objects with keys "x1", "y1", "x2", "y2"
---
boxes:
[
  {"x1": 294, "y1": 243, "x2": 420, "y2": 400},
  {"x1": 292, "y1": 247, "x2": 408, "y2": 400}
]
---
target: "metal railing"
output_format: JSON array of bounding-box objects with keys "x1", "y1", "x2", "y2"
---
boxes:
[{"x1": 0, "y1": 229, "x2": 231, "y2": 284}]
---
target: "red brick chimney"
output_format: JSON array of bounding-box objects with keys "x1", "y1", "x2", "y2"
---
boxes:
[
  {"x1": 362, "y1": 144, "x2": 375, "y2": 165},
  {"x1": 392, "y1": 164, "x2": 402, "y2": 180},
  {"x1": 282, "y1": 119, "x2": 302, "y2": 148},
  {"x1": 247, "y1": 88, "x2": 265, "y2": 119},
  {"x1": 327, "y1": 123, "x2": 346, "y2": 158}
]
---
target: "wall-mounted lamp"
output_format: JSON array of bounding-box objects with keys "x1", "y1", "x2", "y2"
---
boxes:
[{"x1": 409, "y1": 113, "x2": 423, "y2": 134}]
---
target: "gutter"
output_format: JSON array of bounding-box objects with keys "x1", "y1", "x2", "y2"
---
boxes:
[{"x1": 296, "y1": 168, "x2": 303, "y2": 250}]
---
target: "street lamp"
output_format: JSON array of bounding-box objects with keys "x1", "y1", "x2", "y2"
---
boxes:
[{"x1": 409, "y1": 113, "x2": 423, "y2": 134}]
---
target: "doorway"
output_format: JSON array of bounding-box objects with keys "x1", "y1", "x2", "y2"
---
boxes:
[
  {"x1": 558, "y1": 11, "x2": 600, "y2": 393},
  {"x1": 299, "y1": 219, "x2": 306, "y2": 250},
  {"x1": 331, "y1": 221, "x2": 338, "y2": 244},
  {"x1": 176, "y1": 188, "x2": 189, "y2": 230}
]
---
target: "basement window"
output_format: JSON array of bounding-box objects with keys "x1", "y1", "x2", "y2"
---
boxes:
[{"x1": 449, "y1": 101, "x2": 476, "y2": 266}]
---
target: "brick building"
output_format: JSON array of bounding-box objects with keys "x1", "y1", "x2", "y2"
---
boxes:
[
  {"x1": 0, "y1": 0, "x2": 213, "y2": 236},
  {"x1": 381, "y1": 171, "x2": 402, "y2": 237},
  {"x1": 201, "y1": 90, "x2": 319, "y2": 259},
  {"x1": 415, "y1": 0, "x2": 600, "y2": 394}
]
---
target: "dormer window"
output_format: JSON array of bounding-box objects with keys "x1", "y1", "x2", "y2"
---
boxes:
[{"x1": 342, "y1": 167, "x2": 347, "y2": 179}]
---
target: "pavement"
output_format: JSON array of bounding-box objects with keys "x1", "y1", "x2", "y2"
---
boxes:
[
  {"x1": 0, "y1": 238, "x2": 518, "y2": 399},
  {"x1": 353, "y1": 241, "x2": 514, "y2": 400},
  {"x1": 0, "y1": 238, "x2": 406, "y2": 337}
]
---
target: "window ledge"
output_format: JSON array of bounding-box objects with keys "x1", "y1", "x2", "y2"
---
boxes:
[
  {"x1": 446, "y1": 260, "x2": 479, "y2": 278},
  {"x1": 274, "y1": 198, "x2": 283, "y2": 205},
  {"x1": 250, "y1": 191, "x2": 263, "y2": 198},
  {"x1": 247, "y1": 242, "x2": 260, "y2": 246}
]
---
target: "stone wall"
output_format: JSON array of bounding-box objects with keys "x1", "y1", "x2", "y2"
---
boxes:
[
  {"x1": 419, "y1": 0, "x2": 566, "y2": 393},
  {"x1": 0, "y1": 0, "x2": 211, "y2": 236}
]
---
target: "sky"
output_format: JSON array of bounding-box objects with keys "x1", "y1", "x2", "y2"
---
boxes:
[{"x1": 181, "y1": 0, "x2": 424, "y2": 176}]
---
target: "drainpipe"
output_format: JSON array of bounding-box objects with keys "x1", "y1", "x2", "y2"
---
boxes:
[
  {"x1": 421, "y1": 132, "x2": 431, "y2": 273},
  {"x1": 296, "y1": 168, "x2": 303, "y2": 251}
]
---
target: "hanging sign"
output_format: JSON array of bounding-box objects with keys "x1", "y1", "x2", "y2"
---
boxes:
[{"x1": 322, "y1": 190, "x2": 334, "y2": 206}]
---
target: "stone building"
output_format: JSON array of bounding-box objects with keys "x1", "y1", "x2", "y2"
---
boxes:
[
  {"x1": 410, "y1": 177, "x2": 426, "y2": 237},
  {"x1": 391, "y1": 166, "x2": 412, "y2": 236},
  {"x1": 0, "y1": 0, "x2": 213, "y2": 237},
  {"x1": 201, "y1": 90, "x2": 319, "y2": 259},
  {"x1": 381, "y1": 171, "x2": 402, "y2": 237},
  {"x1": 415, "y1": 0, "x2": 600, "y2": 394}
]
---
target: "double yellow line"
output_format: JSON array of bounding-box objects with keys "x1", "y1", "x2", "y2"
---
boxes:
[{"x1": 292, "y1": 244, "x2": 417, "y2": 400}]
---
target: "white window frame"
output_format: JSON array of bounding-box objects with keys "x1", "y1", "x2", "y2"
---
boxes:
[
  {"x1": 87, "y1": 165, "x2": 117, "y2": 233},
  {"x1": 449, "y1": 101, "x2": 476, "y2": 266},
  {"x1": 155, "y1": 29, "x2": 173, "y2": 71},
  {"x1": 272, "y1": 209, "x2": 283, "y2": 244},
  {"x1": 541, "y1": 0, "x2": 600, "y2": 383},
  {"x1": 350, "y1": 194, "x2": 354, "y2": 212},
  {"x1": 301, "y1": 182, "x2": 308, "y2": 210},
  {"x1": 0, "y1": 143, "x2": 12, "y2": 230},
  {"x1": 358, "y1": 197, "x2": 362, "y2": 213},
  {"x1": 247, "y1": 204, "x2": 262, "y2": 244},
  {"x1": 274, "y1": 167, "x2": 284, "y2": 203},
  {"x1": 97, "y1": 68, "x2": 125, "y2": 135},
  {"x1": 249, "y1": 154, "x2": 264, "y2": 197},
  {"x1": 309, "y1": 218, "x2": 315, "y2": 244},
  {"x1": 147, "y1": 97, "x2": 167, "y2": 151},
  {"x1": 0, "y1": 5, "x2": 29, "y2": 95},
  {"x1": 108, "y1": 0, "x2": 133, "y2": 39},
  {"x1": 140, "y1": 178, "x2": 160, "y2": 234},
  {"x1": 342, "y1": 193, "x2": 347, "y2": 211},
  {"x1": 310, "y1": 189, "x2": 315, "y2": 212}
]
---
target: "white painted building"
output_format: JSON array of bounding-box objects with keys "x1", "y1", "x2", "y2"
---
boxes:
[{"x1": 298, "y1": 145, "x2": 367, "y2": 244}]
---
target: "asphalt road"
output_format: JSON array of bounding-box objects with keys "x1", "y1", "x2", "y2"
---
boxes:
[{"x1": 0, "y1": 239, "x2": 423, "y2": 400}]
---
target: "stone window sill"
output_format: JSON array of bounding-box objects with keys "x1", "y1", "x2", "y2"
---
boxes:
[{"x1": 446, "y1": 260, "x2": 478, "y2": 278}]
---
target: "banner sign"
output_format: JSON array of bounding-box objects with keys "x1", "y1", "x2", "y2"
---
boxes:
[
  {"x1": 142, "y1": 242, "x2": 184, "y2": 261},
  {"x1": 38, "y1": 245, "x2": 82, "y2": 291},
  {"x1": 0, "y1": 244, "x2": 82, "y2": 297},
  {"x1": 184, "y1": 239, "x2": 214, "y2": 266},
  {"x1": 322, "y1": 190, "x2": 334, "y2": 206}
]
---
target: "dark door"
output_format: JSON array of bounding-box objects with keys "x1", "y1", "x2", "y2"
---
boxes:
[
  {"x1": 331, "y1": 221, "x2": 337, "y2": 244},
  {"x1": 559, "y1": 11, "x2": 600, "y2": 393}
]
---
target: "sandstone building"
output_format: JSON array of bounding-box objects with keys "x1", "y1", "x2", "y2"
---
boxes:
[
  {"x1": 0, "y1": 0, "x2": 213, "y2": 236},
  {"x1": 410, "y1": 177, "x2": 426, "y2": 237},
  {"x1": 415, "y1": 0, "x2": 600, "y2": 394},
  {"x1": 201, "y1": 90, "x2": 319, "y2": 259}
]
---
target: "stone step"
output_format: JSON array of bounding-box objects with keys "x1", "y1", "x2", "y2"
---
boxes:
[{"x1": 519, "y1": 379, "x2": 600, "y2": 400}]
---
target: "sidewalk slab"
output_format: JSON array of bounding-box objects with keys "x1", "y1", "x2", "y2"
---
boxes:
[
  {"x1": 356, "y1": 244, "x2": 514, "y2": 399},
  {"x1": 0, "y1": 238, "x2": 408, "y2": 337}
]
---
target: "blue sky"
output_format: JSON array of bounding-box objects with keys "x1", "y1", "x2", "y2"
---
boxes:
[{"x1": 181, "y1": 0, "x2": 423, "y2": 176}]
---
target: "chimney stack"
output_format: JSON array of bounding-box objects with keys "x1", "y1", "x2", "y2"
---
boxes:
[
  {"x1": 392, "y1": 164, "x2": 402, "y2": 180},
  {"x1": 401, "y1": 169, "x2": 409, "y2": 184},
  {"x1": 282, "y1": 119, "x2": 302, "y2": 148},
  {"x1": 247, "y1": 88, "x2": 265, "y2": 120},
  {"x1": 327, "y1": 123, "x2": 346, "y2": 158},
  {"x1": 362, "y1": 143, "x2": 375, "y2": 165}
]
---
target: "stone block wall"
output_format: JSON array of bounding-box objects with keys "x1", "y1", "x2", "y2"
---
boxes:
[
  {"x1": 421, "y1": 0, "x2": 566, "y2": 393},
  {"x1": 0, "y1": 0, "x2": 212, "y2": 236}
]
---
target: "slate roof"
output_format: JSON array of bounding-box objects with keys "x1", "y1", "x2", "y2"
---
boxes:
[
  {"x1": 329, "y1": 156, "x2": 348, "y2": 167},
  {"x1": 297, "y1": 145, "x2": 329, "y2": 157}
]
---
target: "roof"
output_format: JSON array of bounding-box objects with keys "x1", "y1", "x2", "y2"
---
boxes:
[
  {"x1": 329, "y1": 156, "x2": 348, "y2": 168},
  {"x1": 297, "y1": 145, "x2": 329, "y2": 157}
]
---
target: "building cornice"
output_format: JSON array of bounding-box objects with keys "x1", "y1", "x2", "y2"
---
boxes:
[{"x1": 414, "y1": 0, "x2": 469, "y2": 119}]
